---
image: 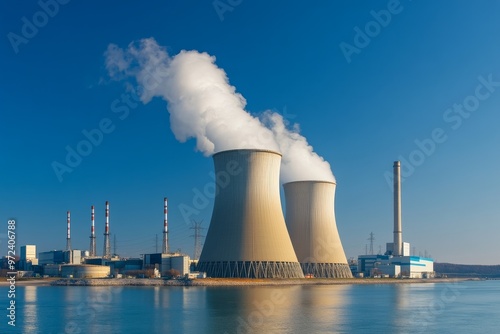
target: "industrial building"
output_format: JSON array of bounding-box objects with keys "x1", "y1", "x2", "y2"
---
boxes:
[
  {"x1": 284, "y1": 181, "x2": 352, "y2": 278},
  {"x1": 43, "y1": 264, "x2": 62, "y2": 277},
  {"x1": 39, "y1": 250, "x2": 82, "y2": 265},
  {"x1": 19, "y1": 245, "x2": 38, "y2": 271},
  {"x1": 358, "y1": 255, "x2": 434, "y2": 278},
  {"x1": 85, "y1": 257, "x2": 142, "y2": 276},
  {"x1": 197, "y1": 149, "x2": 304, "y2": 279},
  {"x1": 357, "y1": 161, "x2": 434, "y2": 278},
  {"x1": 61, "y1": 264, "x2": 111, "y2": 278},
  {"x1": 143, "y1": 253, "x2": 191, "y2": 277}
]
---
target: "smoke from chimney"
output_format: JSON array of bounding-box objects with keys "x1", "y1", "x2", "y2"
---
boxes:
[{"x1": 105, "y1": 38, "x2": 335, "y2": 183}]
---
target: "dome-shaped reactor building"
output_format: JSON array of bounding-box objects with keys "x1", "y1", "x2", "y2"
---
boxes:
[
  {"x1": 284, "y1": 181, "x2": 352, "y2": 278},
  {"x1": 197, "y1": 149, "x2": 304, "y2": 278}
]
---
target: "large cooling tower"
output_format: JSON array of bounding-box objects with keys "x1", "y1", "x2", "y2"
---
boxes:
[
  {"x1": 284, "y1": 181, "x2": 352, "y2": 278},
  {"x1": 197, "y1": 149, "x2": 304, "y2": 278}
]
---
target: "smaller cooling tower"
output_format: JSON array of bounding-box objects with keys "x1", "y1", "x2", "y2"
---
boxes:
[
  {"x1": 197, "y1": 149, "x2": 304, "y2": 279},
  {"x1": 284, "y1": 181, "x2": 352, "y2": 278}
]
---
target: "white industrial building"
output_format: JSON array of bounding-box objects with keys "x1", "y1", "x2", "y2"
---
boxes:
[
  {"x1": 358, "y1": 255, "x2": 434, "y2": 278},
  {"x1": 20, "y1": 245, "x2": 38, "y2": 270},
  {"x1": 143, "y1": 253, "x2": 191, "y2": 277},
  {"x1": 61, "y1": 264, "x2": 111, "y2": 278}
]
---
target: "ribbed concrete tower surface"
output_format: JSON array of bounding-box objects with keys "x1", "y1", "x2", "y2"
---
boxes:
[
  {"x1": 197, "y1": 149, "x2": 304, "y2": 278},
  {"x1": 284, "y1": 181, "x2": 352, "y2": 278}
]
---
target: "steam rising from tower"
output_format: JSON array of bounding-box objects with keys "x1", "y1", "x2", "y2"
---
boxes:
[
  {"x1": 162, "y1": 197, "x2": 169, "y2": 254},
  {"x1": 262, "y1": 112, "x2": 335, "y2": 183},
  {"x1": 105, "y1": 39, "x2": 278, "y2": 155},
  {"x1": 284, "y1": 181, "x2": 352, "y2": 278},
  {"x1": 66, "y1": 211, "x2": 71, "y2": 251},
  {"x1": 103, "y1": 201, "x2": 111, "y2": 259},
  {"x1": 90, "y1": 205, "x2": 96, "y2": 257},
  {"x1": 197, "y1": 149, "x2": 304, "y2": 278},
  {"x1": 104, "y1": 38, "x2": 333, "y2": 184}
]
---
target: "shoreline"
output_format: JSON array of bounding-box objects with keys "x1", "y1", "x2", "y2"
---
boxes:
[{"x1": 0, "y1": 277, "x2": 481, "y2": 287}]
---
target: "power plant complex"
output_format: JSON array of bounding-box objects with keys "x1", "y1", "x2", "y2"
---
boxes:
[
  {"x1": 23, "y1": 150, "x2": 353, "y2": 279},
  {"x1": 18, "y1": 154, "x2": 431, "y2": 281},
  {"x1": 28, "y1": 200, "x2": 194, "y2": 279}
]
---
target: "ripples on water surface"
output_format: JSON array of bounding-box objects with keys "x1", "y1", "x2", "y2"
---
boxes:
[{"x1": 1, "y1": 280, "x2": 499, "y2": 333}]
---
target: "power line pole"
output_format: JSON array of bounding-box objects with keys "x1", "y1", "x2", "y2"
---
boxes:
[
  {"x1": 368, "y1": 232, "x2": 375, "y2": 255},
  {"x1": 190, "y1": 221, "x2": 205, "y2": 260}
]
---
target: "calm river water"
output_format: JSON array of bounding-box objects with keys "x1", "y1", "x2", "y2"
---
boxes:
[{"x1": 1, "y1": 280, "x2": 499, "y2": 333}]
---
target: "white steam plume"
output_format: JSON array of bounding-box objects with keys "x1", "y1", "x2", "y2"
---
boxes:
[
  {"x1": 105, "y1": 38, "x2": 278, "y2": 155},
  {"x1": 105, "y1": 38, "x2": 335, "y2": 183},
  {"x1": 261, "y1": 112, "x2": 336, "y2": 183}
]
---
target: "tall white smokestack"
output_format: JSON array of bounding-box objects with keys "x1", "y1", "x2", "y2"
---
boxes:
[
  {"x1": 197, "y1": 149, "x2": 304, "y2": 278},
  {"x1": 66, "y1": 211, "x2": 71, "y2": 251},
  {"x1": 103, "y1": 201, "x2": 111, "y2": 259},
  {"x1": 393, "y1": 161, "x2": 402, "y2": 257},
  {"x1": 162, "y1": 197, "x2": 169, "y2": 254},
  {"x1": 89, "y1": 205, "x2": 96, "y2": 257},
  {"x1": 284, "y1": 181, "x2": 352, "y2": 278}
]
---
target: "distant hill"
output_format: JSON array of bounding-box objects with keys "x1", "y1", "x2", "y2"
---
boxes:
[{"x1": 434, "y1": 263, "x2": 500, "y2": 278}]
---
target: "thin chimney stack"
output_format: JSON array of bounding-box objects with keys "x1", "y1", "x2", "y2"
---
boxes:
[
  {"x1": 103, "y1": 201, "x2": 111, "y2": 259},
  {"x1": 162, "y1": 197, "x2": 169, "y2": 254},
  {"x1": 89, "y1": 205, "x2": 96, "y2": 257},
  {"x1": 393, "y1": 161, "x2": 403, "y2": 257},
  {"x1": 66, "y1": 210, "x2": 71, "y2": 251}
]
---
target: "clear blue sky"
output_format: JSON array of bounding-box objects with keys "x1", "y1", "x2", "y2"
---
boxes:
[{"x1": 1, "y1": 1, "x2": 499, "y2": 264}]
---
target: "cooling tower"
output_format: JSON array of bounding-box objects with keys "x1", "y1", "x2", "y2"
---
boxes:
[
  {"x1": 284, "y1": 181, "x2": 352, "y2": 278},
  {"x1": 197, "y1": 149, "x2": 304, "y2": 278}
]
